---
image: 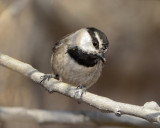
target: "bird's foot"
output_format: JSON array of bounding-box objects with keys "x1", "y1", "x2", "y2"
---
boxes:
[
  {"x1": 40, "y1": 74, "x2": 61, "y2": 94},
  {"x1": 40, "y1": 74, "x2": 59, "y2": 84},
  {"x1": 75, "y1": 85, "x2": 86, "y2": 104}
]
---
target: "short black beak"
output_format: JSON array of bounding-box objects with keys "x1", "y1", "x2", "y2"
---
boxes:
[{"x1": 98, "y1": 53, "x2": 106, "y2": 63}]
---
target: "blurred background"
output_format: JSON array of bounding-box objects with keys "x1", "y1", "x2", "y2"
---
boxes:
[{"x1": 0, "y1": 0, "x2": 160, "y2": 128}]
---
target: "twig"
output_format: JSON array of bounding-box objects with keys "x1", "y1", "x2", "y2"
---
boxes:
[
  {"x1": 0, "y1": 52, "x2": 160, "y2": 125},
  {"x1": 0, "y1": 107, "x2": 159, "y2": 128}
]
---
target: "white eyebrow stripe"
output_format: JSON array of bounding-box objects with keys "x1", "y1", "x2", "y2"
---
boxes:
[
  {"x1": 78, "y1": 30, "x2": 96, "y2": 52},
  {"x1": 94, "y1": 32, "x2": 103, "y2": 48}
]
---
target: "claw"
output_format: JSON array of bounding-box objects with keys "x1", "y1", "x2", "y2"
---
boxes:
[
  {"x1": 75, "y1": 85, "x2": 86, "y2": 104},
  {"x1": 40, "y1": 74, "x2": 55, "y2": 84},
  {"x1": 48, "y1": 90, "x2": 54, "y2": 94}
]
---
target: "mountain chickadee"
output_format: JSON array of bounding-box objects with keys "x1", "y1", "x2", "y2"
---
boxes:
[{"x1": 41, "y1": 27, "x2": 109, "y2": 93}]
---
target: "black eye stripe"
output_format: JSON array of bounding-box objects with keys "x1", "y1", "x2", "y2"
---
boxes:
[
  {"x1": 87, "y1": 29, "x2": 99, "y2": 49},
  {"x1": 87, "y1": 27, "x2": 109, "y2": 50}
]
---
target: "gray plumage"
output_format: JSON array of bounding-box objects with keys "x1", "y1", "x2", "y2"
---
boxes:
[{"x1": 51, "y1": 28, "x2": 109, "y2": 89}]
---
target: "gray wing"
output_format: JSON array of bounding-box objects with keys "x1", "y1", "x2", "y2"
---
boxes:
[
  {"x1": 52, "y1": 40, "x2": 63, "y2": 53},
  {"x1": 52, "y1": 33, "x2": 72, "y2": 53},
  {"x1": 51, "y1": 40, "x2": 64, "y2": 75}
]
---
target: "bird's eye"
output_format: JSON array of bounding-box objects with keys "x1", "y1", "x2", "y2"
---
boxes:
[{"x1": 93, "y1": 42, "x2": 98, "y2": 47}]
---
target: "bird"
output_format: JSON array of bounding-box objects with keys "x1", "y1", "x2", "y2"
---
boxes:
[{"x1": 41, "y1": 27, "x2": 109, "y2": 94}]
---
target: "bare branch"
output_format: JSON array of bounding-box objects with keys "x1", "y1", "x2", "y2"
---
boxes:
[
  {"x1": 0, "y1": 107, "x2": 159, "y2": 128},
  {"x1": 0, "y1": 52, "x2": 160, "y2": 125}
]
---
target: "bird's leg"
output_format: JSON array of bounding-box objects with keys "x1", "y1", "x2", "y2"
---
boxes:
[
  {"x1": 40, "y1": 74, "x2": 60, "y2": 84},
  {"x1": 75, "y1": 85, "x2": 86, "y2": 104}
]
